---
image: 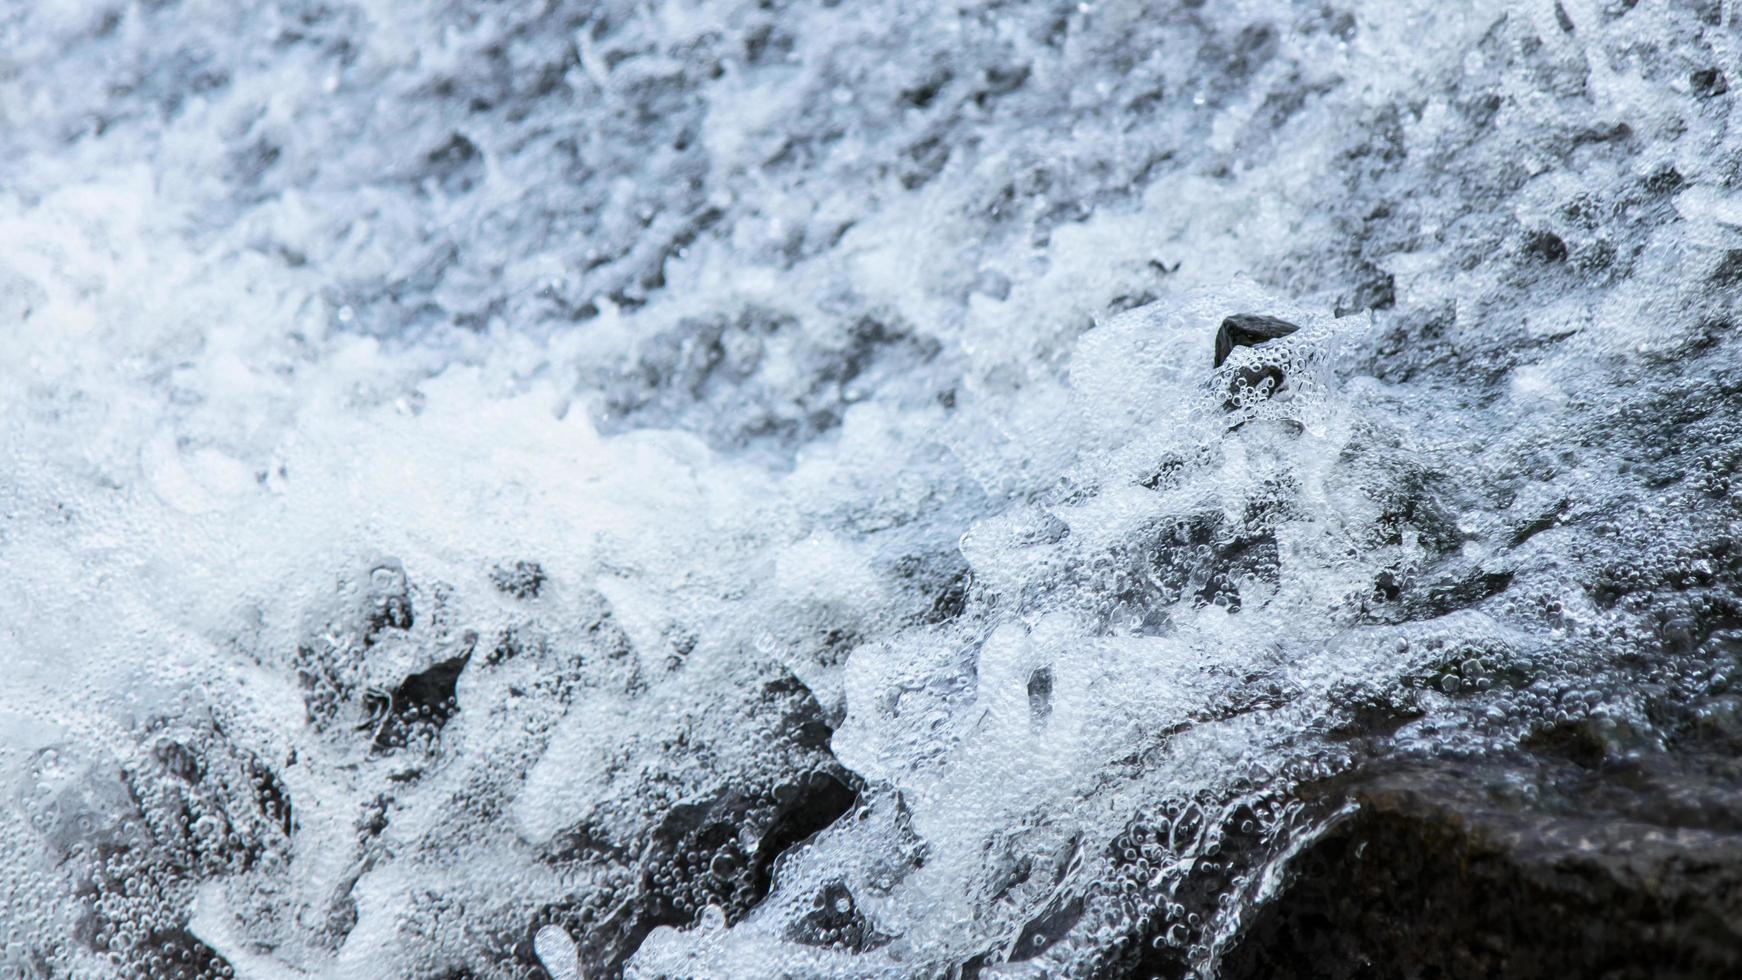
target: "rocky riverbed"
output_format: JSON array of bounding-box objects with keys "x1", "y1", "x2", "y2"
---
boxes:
[{"x1": 3, "y1": 1, "x2": 1740, "y2": 978}]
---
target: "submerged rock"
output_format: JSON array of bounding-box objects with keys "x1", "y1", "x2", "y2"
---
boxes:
[
  {"x1": 490, "y1": 560, "x2": 546, "y2": 600},
  {"x1": 1691, "y1": 67, "x2": 1728, "y2": 99}
]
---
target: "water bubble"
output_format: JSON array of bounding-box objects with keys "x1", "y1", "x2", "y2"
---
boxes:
[{"x1": 533, "y1": 925, "x2": 580, "y2": 980}]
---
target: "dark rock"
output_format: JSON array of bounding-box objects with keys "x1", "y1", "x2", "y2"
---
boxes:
[
  {"x1": 1509, "y1": 497, "x2": 1571, "y2": 546},
  {"x1": 546, "y1": 767, "x2": 859, "y2": 978},
  {"x1": 1027, "y1": 666, "x2": 1054, "y2": 728},
  {"x1": 424, "y1": 132, "x2": 482, "y2": 195},
  {"x1": 1007, "y1": 894, "x2": 1084, "y2": 962},
  {"x1": 1334, "y1": 269, "x2": 1396, "y2": 318},
  {"x1": 972, "y1": 64, "x2": 1030, "y2": 108},
  {"x1": 750, "y1": 771, "x2": 860, "y2": 900},
  {"x1": 1370, "y1": 570, "x2": 1402, "y2": 603},
  {"x1": 597, "y1": 306, "x2": 942, "y2": 459},
  {"x1": 485, "y1": 626, "x2": 530, "y2": 666},
  {"x1": 136, "y1": 926, "x2": 237, "y2": 980},
  {"x1": 364, "y1": 651, "x2": 471, "y2": 752},
  {"x1": 891, "y1": 550, "x2": 974, "y2": 625},
  {"x1": 295, "y1": 638, "x2": 357, "y2": 731},
  {"x1": 1367, "y1": 462, "x2": 1464, "y2": 555},
  {"x1": 1710, "y1": 250, "x2": 1742, "y2": 289},
  {"x1": 363, "y1": 561, "x2": 414, "y2": 646},
  {"x1": 1645, "y1": 165, "x2": 1685, "y2": 194},
  {"x1": 134, "y1": 733, "x2": 295, "y2": 879},
  {"x1": 153, "y1": 740, "x2": 205, "y2": 784},
  {"x1": 1197, "y1": 533, "x2": 1278, "y2": 613},
  {"x1": 1691, "y1": 68, "x2": 1728, "y2": 99},
  {"x1": 1215, "y1": 314, "x2": 1302, "y2": 407},
  {"x1": 1399, "y1": 567, "x2": 1513, "y2": 620},
  {"x1": 1322, "y1": 677, "x2": 1424, "y2": 739},
  {"x1": 1226, "y1": 23, "x2": 1280, "y2": 82},
  {"x1": 788, "y1": 881, "x2": 889, "y2": 951},
  {"x1": 925, "y1": 570, "x2": 971, "y2": 624},
  {"x1": 1554, "y1": 0, "x2": 1576, "y2": 33},
  {"x1": 899, "y1": 134, "x2": 950, "y2": 189},
  {"x1": 241, "y1": 754, "x2": 294, "y2": 840},
  {"x1": 1523, "y1": 230, "x2": 1568, "y2": 264},
  {"x1": 1218, "y1": 761, "x2": 1742, "y2": 980},
  {"x1": 1140, "y1": 512, "x2": 1282, "y2": 619},
  {"x1": 1571, "y1": 121, "x2": 1631, "y2": 147},
  {"x1": 490, "y1": 559, "x2": 546, "y2": 599},
  {"x1": 1120, "y1": 800, "x2": 1292, "y2": 979},
  {"x1": 1108, "y1": 290, "x2": 1160, "y2": 314},
  {"x1": 1521, "y1": 715, "x2": 1657, "y2": 770},
  {"x1": 1214, "y1": 313, "x2": 1301, "y2": 368},
  {"x1": 529, "y1": 670, "x2": 859, "y2": 979},
  {"x1": 900, "y1": 70, "x2": 951, "y2": 110}
]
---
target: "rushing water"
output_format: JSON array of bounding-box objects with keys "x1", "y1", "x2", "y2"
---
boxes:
[{"x1": 4, "y1": 2, "x2": 1741, "y2": 978}]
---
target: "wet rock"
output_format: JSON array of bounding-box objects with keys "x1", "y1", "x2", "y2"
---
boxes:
[
  {"x1": 1006, "y1": 895, "x2": 1084, "y2": 963},
  {"x1": 1522, "y1": 229, "x2": 1568, "y2": 264},
  {"x1": 364, "y1": 651, "x2": 471, "y2": 752},
  {"x1": 1215, "y1": 314, "x2": 1302, "y2": 406},
  {"x1": 153, "y1": 739, "x2": 205, "y2": 784},
  {"x1": 1141, "y1": 511, "x2": 1282, "y2": 617},
  {"x1": 1213, "y1": 314, "x2": 1301, "y2": 369},
  {"x1": 526, "y1": 669, "x2": 859, "y2": 978},
  {"x1": 424, "y1": 132, "x2": 483, "y2": 195},
  {"x1": 1645, "y1": 165, "x2": 1686, "y2": 194},
  {"x1": 1405, "y1": 567, "x2": 1514, "y2": 620},
  {"x1": 891, "y1": 550, "x2": 973, "y2": 625},
  {"x1": 247, "y1": 755, "x2": 295, "y2": 839},
  {"x1": 132, "y1": 735, "x2": 294, "y2": 878},
  {"x1": 1333, "y1": 269, "x2": 1396, "y2": 318},
  {"x1": 363, "y1": 561, "x2": 414, "y2": 646},
  {"x1": 1322, "y1": 677, "x2": 1424, "y2": 739},
  {"x1": 137, "y1": 926, "x2": 237, "y2": 980},
  {"x1": 21, "y1": 2, "x2": 1742, "y2": 977},
  {"x1": 925, "y1": 569, "x2": 971, "y2": 623},
  {"x1": 1219, "y1": 760, "x2": 1742, "y2": 980},
  {"x1": 1120, "y1": 800, "x2": 1295, "y2": 979},
  {"x1": 1709, "y1": 250, "x2": 1742, "y2": 289},
  {"x1": 541, "y1": 766, "x2": 859, "y2": 977},
  {"x1": 1691, "y1": 68, "x2": 1728, "y2": 99},
  {"x1": 596, "y1": 307, "x2": 943, "y2": 459},
  {"x1": 491, "y1": 559, "x2": 546, "y2": 599},
  {"x1": 1509, "y1": 497, "x2": 1571, "y2": 546},
  {"x1": 1554, "y1": 0, "x2": 1576, "y2": 34},
  {"x1": 788, "y1": 880, "x2": 890, "y2": 951},
  {"x1": 1027, "y1": 666, "x2": 1054, "y2": 728}
]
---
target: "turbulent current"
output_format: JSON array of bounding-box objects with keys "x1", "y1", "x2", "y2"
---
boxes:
[{"x1": 4, "y1": 1, "x2": 1742, "y2": 978}]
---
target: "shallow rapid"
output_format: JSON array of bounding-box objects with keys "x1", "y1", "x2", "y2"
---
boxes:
[{"x1": 3, "y1": 2, "x2": 1741, "y2": 978}]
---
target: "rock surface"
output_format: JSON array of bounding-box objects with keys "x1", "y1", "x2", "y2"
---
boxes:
[{"x1": 1221, "y1": 759, "x2": 1742, "y2": 980}]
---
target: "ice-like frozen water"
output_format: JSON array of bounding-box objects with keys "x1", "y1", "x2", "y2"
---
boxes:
[{"x1": 3, "y1": 0, "x2": 1742, "y2": 977}]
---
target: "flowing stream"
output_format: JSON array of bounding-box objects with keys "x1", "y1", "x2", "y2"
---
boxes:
[{"x1": 3, "y1": 2, "x2": 1741, "y2": 978}]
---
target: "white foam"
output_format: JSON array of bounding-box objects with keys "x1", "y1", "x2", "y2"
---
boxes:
[{"x1": 1, "y1": 0, "x2": 1730, "y2": 976}]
